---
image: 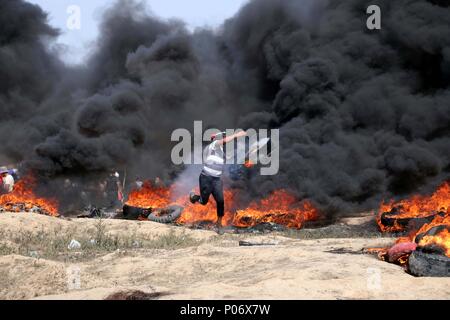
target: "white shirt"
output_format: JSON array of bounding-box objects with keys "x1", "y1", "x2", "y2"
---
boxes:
[
  {"x1": 202, "y1": 141, "x2": 225, "y2": 177},
  {"x1": 2, "y1": 174, "x2": 14, "y2": 193}
]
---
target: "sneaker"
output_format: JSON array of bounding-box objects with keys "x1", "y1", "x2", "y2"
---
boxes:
[{"x1": 189, "y1": 192, "x2": 200, "y2": 204}]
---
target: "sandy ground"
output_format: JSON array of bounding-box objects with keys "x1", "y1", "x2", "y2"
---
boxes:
[{"x1": 0, "y1": 212, "x2": 449, "y2": 300}]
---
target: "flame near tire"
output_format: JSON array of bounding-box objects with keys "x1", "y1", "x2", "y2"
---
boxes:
[
  {"x1": 0, "y1": 175, "x2": 59, "y2": 216},
  {"x1": 127, "y1": 182, "x2": 319, "y2": 229},
  {"x1": 376, "y1": 181, "x2": 450, "y2": 259}
]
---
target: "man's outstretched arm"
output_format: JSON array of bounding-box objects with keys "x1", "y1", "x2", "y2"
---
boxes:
[{"x1": 216, "y1": 130, "x2": 247, "y2": 146}]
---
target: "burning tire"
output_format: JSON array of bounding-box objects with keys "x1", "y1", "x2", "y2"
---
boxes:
[
  {"x1": 408, "y1": 250, "x2": 450, "y2": 277},
  {"x1": 147, "y1": 205, "x2": 183, "y2": 224},
  {"x1": 415, "y1": 225, "x2": 450, "y2": 245},
  {"x1": 379, "y1": 210, "x2": 445, "y2": 232},
  {"x1": 122, "y1": 204, "x2": 183, "y2": 223},
  {"x1": 122, "y1": 205, "x2": 151, "y2": 220}
]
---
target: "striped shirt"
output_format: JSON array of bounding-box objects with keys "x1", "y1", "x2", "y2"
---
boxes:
[{"x1": 202, "y1": 141, "x2": 225, "y2": 177}]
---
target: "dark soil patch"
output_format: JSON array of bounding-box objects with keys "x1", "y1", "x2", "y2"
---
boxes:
[{"x1": 105, "y1": 290, "x2": 169, "y2": 300}]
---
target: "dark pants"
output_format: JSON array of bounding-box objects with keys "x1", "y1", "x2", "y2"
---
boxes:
[{"x1": 198, "y1": 173, "x2": 224, "y2": 218}]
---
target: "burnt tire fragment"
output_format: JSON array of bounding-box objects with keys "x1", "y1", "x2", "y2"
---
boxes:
[
  {"x1": 408, "y1": 250, "x2": 450, "y2": 277},
  {"x1": 122, "y1": 205, "x2": 151, "y2": 220},
  {"x1": 380, "y1": 210, "x2": 445, "y2": 231}
]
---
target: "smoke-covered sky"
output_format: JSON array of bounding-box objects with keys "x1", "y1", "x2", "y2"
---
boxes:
[
  {"x1": 26, "y1": 0, "x2": 248, "y2": 64},
  {"x1": 1, "y1": 0, "x2": 449, "y2": 217}
]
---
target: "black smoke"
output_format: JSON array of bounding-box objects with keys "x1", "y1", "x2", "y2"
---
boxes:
[{"x1": 0, "y1": 0, "x2": 449, "y2": 217}]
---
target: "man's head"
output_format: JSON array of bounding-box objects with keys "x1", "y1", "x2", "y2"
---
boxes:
[{"x1": 0, "y1": 168, "x2": 8, "y2": 177}]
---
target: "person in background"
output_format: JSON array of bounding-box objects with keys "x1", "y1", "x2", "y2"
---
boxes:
[
  {"x1": 135, "y1": 177, "x2": 144, "y2": 190},
  {"x1": 115, "y1": 172, "x2": 124, "y2": 204},
  {"x1": 104, "y1": 171, "x2": 123, "y2": 207},
  {"x1": 0, "y1": 168, "x2": 15, "y2": 193},
  {"x1": 154, "y1": 177, "x2": 165, "y2": 188}
]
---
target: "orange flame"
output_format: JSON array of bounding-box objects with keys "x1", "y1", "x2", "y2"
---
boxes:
[
  {"x1": 126, "y1": 182, "x2": 171, "y2": 209},
  {"x1": 376, "y1": 181, "x2": 450, "y2": 259},
  {"x1": 377, "y1": 181, "x2": 450, "y2": 232},
  {"x1": 413, "y1": 214, "x2": 450, "y2": 257},
  {"x1": 126, "y1": 182, "x2": 319, "y2": 229},
  {"x1": 175, "y1": 189, "x2": 238, "y2": 225},
  {"x1": 244, "y1": 160, "x2": 255, "y2": 168},
  {"x1": 233, "y1": 190, "x2": 318, "y2": 229},
  {"x1": 0, "y1": 175, "x2": 59, "y2": 216}
]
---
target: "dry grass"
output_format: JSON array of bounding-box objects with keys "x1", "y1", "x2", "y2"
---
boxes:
[
  {"x1": 0, "y1": 218, "x2": 202, "y2": 262},
  {"x1": 0, "y1": 269, "x2": 13, "y2": 293}
]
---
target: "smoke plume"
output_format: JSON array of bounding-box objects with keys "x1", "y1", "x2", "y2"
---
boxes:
[{"x1": 1, "y1": 0, "x2": 449, "y2": 217}]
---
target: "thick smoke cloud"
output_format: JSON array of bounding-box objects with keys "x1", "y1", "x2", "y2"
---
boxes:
[
  {"x1": 0, "y1": 0, "x2": 449, "y2": 218},
  {"x1": 228, "y1": 0, "x2": 450, "y2": 217},
  {"x1": 0, "y1": 0, "x2": 62, "y2": 163}
]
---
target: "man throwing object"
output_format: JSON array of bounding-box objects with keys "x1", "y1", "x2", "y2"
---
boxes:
[{"x1": 190, "y1": 130, "x2": 247, "y2": 234}]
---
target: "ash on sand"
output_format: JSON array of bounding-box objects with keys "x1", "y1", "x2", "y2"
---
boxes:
[{"x1": 285, "y1": 215, "x2": 384, "y2": 240}]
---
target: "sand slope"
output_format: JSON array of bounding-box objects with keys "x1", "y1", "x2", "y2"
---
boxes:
[{"x1": 0, "y1": 212, "x2": 449, "y2": 300}]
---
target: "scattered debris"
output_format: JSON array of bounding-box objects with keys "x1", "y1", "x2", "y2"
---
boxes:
[
  {"x1": 325, "y1": 248, "x2": 365, "y2": 255},
  {"x1": 0, "y1": 203, "x2": 54, "y2": 216},
  {"x1": 68, "y1": 239, "x2": 81, "y2": 250},
  {"x1": 77, "y1": 206, "x2": 118, "y2": 219},
  {"x1": 28, "y1": 251, "x2": 39, "y2": 259},
  {"x1": 239, "y1": 240, "x2": 279, "y2": 247}
]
